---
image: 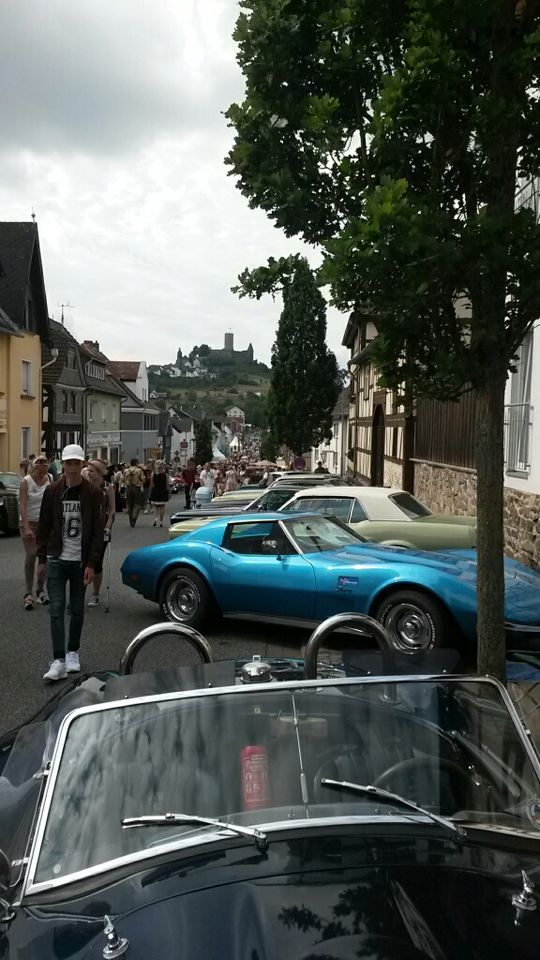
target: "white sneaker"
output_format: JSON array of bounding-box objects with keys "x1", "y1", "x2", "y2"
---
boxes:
[
  {"x1": 43, "y1": 659, "x2": 67, "y2": 682},
  {"x1": 65, "y1": 651, "x2": 81, "y2": 673},
  {"x1": 87, "y1": 594, "x2": 100, "y2": 607}
]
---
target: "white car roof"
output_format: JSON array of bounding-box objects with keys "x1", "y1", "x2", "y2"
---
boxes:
[
  {"x1": 287, "y1": 486, "x2": 404, "y2": 498},
  {"x1": 284, "y1": 486, "x2": 412, "y2": 521}
]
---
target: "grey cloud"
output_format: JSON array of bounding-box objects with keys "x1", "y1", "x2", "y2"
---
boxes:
[{"x1": 0, "y1": 0, "x2": 242, "y2": 155}]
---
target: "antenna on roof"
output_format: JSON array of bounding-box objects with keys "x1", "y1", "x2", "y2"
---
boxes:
[{"x1": 58, "y1": 301, "x2": 74, "y2": 326}]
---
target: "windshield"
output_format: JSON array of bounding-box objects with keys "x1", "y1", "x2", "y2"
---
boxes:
[
  {"x1": 30, "y1": 678, "x2": 540, "y2": 888},
  {"x1": 283, "y1": 515, "x2": 364, "y2": 552},
  {"x1": 285, "y1": 496, "x2": 369, "y2": 523}
]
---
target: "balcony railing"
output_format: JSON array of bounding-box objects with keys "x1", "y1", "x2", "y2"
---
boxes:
[{"x1": 504, "y1": 402, "x2": 533, "y2": 476}]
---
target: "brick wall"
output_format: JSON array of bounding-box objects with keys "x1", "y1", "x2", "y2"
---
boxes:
[{"x1": 414, "y1": 461, "x2": 540, "y2": 569}]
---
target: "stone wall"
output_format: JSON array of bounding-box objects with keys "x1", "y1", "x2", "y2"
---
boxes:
[
  {"x1": 414, "y1": 460, "x2": 540, "y2": 569},
  {"x1": 384, "y1": 460, "x2": 403, "y2": 489}
]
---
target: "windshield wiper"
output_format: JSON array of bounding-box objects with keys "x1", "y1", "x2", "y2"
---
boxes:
[
  {"x1": 121, "y1": 813, "x2": 269, "y2": 852},
  {"x1": 321, "y1": 779, "x2": 466, "y2": 841}
]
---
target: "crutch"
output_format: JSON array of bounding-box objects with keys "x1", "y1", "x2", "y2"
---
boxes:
[{"x1": 105, "y1": 539, "x2": 112, "y2": 613}]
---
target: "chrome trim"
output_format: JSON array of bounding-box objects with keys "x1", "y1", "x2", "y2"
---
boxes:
[
  {"x1": 23, "y1": 812, "x2": 496, "y2": 897},
  {"x1": 504, "y1": 621, "x2": 540, "y2": 634},
  {"x1": 304, "y1": 613, "x2": 392, "y2": 679},
  {"x1": 22, "y1": 673, "x2": 540, "y2": 898},
  {"x1": 119, "y1": 622, "x2": 213, "y2": 675}
]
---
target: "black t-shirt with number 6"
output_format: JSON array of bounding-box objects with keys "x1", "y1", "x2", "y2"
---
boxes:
[{"x1": 60, "y1": 486, "x2": 82, "y2": 562}]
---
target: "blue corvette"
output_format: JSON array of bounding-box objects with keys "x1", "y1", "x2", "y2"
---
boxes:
[{"x1": 121, "y1": 512, "x2": 540, "y2": 653}]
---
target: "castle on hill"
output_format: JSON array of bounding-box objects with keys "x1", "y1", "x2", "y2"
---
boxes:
[{"x1": 208, "y1": 333, "x2": 254, "y2": 363}]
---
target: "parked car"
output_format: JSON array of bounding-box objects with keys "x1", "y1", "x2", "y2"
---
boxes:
[
  {"x1": 170, "y1": 485, "x2": 477, "y2": 551},
  {"x1": 0, "y1": 472, "x2": 20, "y2": 535},
  {"x1": 282, "y1": 486, "x2": 477, "y2": 551},
  {"x1": 1, "y1": 614, "x2": 540, "y2": 959},
  {"x1": 270, "y1": 473, "x2": 364, "y2": 488},
  {"x1": 122, "y1": 512, "x2": 540, "y2": 652},
  {"x1": 169, "y1": 484, "x2": 314, "y2": 532},
  {"x1": 169, "y1": 476, "x2": 184, "y2": 494}
]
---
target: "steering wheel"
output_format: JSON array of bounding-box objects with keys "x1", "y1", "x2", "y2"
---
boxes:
[
  {"x1": 313, "y1": 744, "x2": 369, "y2": 803},
  {"x1": 373, "y1": 756, "x2": 473, "y2": 810},
  {"x1": 119, "y1": 622, "x2": 213, "y2": 675}
]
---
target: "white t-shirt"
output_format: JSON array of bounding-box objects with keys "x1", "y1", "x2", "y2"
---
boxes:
[
  {"x1": 200, "y1": 469, "x2": 216, "y2": 489},
  {"x1": 23, "y1": 473, "x2": 50, "y2": 522},
  {"x1": 60, "y1": 486, "x2": 82, "y2": 562}
]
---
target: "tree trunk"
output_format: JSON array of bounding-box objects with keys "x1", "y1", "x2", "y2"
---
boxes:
[{"x1": 475, "y1": 373, "x2": 507, "y2": 680}]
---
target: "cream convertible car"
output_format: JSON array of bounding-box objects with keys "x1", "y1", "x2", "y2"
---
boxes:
[{"x1": 169, "y1": 486, "x2": 477, "y2": 551}]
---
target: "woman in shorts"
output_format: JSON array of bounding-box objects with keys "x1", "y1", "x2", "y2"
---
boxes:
[{"x1": 85, "y1": 460, "x2": 115, "y2": 607}]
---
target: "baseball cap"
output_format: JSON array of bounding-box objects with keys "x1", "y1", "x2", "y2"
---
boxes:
[{"x1": 61, "y1": 443, "x2": 85, "y2": 462}]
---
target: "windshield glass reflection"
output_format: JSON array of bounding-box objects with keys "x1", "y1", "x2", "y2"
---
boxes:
[{"x1": 34, "y1": 680, "x2": 540, "y2": 885}]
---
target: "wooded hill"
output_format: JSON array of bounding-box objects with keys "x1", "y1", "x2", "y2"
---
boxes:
[{"x1": 148, "y1": 357, "x2": 271, "y2": 428}]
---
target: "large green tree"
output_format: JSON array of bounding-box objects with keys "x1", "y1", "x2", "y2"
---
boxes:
[
  {"x1": 264, "y1": 258, "x2": 339, "y2": 456},
  {"x1": 226, "y1": 0, "x2": 540, "y2": 678},
  {"x1": 194, "y1": 417, "x2": 213, "y2": 465}
]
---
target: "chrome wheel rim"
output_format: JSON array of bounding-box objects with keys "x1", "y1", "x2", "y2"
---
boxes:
[
  {"x1": 383, "y1": 603, "x2": 433, "y2": 653},
  {"x1": 165, "y1": 577, "x2": 200, "y2": 622}
]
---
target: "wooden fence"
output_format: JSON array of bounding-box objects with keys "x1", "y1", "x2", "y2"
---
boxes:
[{"x1": 414, "y1": 391, "x2": 477, "y2": 469}]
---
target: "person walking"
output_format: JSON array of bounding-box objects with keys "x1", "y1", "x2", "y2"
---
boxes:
[
  {"x1": 149, "y1": 460, "x2": 170, "y2": 527},
  {"x1": 19, "y1": 454, "x2": 51, "y2": 610},
  {"x1": 123, "y1": 458, "x2": 146, "y2": 527},
  {"x1": 37, "y1": 444, "x2": 105, "y2": 681},
  {"x1": 199, "y1": 462, "x2": 216, "y2": 493},
  {"x1": 84, "y1": 460, "x2": 115, "y2": 607},
  {"x1": 225, "y1": 465, "x2": 239, "y2": 492},
  {"x1": 181, "y1": 459, "x2": 197, "y2": 509}
]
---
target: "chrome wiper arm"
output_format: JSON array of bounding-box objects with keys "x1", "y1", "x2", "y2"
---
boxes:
[
  {"x1": 321, "y1": 779, "x2": 467, "y2": 841},
  {"x1": 121, "y1": 812, "x2": 269, "y2": 852}
]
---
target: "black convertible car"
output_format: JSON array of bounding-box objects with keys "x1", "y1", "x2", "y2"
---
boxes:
[{"x1": 1, "y1": 614, "x2": 539, "y2": 959}]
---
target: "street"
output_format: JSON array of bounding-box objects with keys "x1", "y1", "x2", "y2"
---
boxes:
[{"x1": 0, "y1": 505, "x2": 306, "y2": 734}]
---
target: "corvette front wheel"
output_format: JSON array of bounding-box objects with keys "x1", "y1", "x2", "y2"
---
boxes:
[
  {"x1": 159, "y1": 567, "x2": 212, "y2": 629},
  {"x1": 373, "y1": 590, "x2": 445, "y2": 653}
]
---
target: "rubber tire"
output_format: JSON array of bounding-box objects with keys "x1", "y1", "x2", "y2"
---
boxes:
[
  {"x1": 159, "y1": 567, "x2": 212, "y2": 629},
  {"x1": 373, "y1": 589, "x2": 445, "y2": 653}
]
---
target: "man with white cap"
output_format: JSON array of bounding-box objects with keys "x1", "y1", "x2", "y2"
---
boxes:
[{"x1": 37, "y1": 444, "x2": 105, "y2": 681}]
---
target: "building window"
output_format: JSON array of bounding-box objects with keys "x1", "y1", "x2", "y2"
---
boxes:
[
  {"x1": 112, "y1": 405, "x2": 117, "y2": 424},
  {"x1": 70, "y1": 392, "x2": 76, "y2": 413},
  {"x1": 89, "y1": 400, "x2": 97, "y2": 422},
  {"x1": 67, "y1": 349, "x2": 76, "y2": 370},
  {"x1": 101, "y1": 403, "x2": 106, "y2": 422},
  {"x1": 21, "y1": 360, "x2": 32, "y2": 396},
  {"x1": 506, "y1": 329, "x2": 534, "y2": 475},
  {"x1": 21, "y1": 427, "x2": 31, "y2": 459},
  {"x1": 86, "y1": 361, "x2": 105, "y2": 381},
  {"x1": 62, "y1": 391, "x2": 68, "y2": 414}
]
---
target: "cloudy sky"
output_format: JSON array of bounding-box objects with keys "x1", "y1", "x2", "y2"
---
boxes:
[{"x1": 0, "y1": 0, "x2": 349, "y2": 368}]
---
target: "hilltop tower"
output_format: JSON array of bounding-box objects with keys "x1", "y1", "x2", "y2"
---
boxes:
[{"x1": 224, "y1": 332, "x2": 234, "y2": 353}]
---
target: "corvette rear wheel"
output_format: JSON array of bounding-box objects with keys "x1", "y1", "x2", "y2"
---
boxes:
[
  {"x1": 159, "y1": 567, "x2": 211, "y2": 629},
  {"x1": 374, "y1": 590, "x2": 445, "y2": 653}
]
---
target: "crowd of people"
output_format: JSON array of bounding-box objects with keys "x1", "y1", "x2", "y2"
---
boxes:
[{"x1": 17, "y1": 447, "x2": 268, "y2": 684}]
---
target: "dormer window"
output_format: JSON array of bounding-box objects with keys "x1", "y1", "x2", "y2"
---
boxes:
[{"x1": 86, "y1": 360, "x2": 105, "y2": 380}]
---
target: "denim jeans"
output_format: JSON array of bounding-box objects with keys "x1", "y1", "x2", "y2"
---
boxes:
[{"x1": 46, "y1": 559, "x2": 86, "y2": 659}]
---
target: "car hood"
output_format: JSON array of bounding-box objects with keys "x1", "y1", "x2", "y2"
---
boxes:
[
  {"x1": 17, "y1": 845, "x2": 540, "y2": 960},
  {"x1": 323, "y1": 543, "x2": 480, "y2": 576}
]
